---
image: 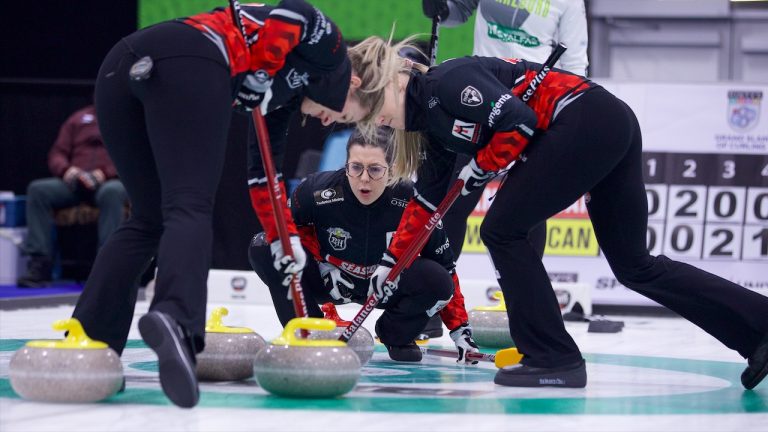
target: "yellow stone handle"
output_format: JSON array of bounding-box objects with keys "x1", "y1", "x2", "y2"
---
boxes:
[
  {"x1": 26, "y1": 318, "x2": 108, "y2": 349},
  {"x1": 271, "y1": 317, "x2": 346, "y2": 347},
  {"x1": 205, "y1": 307, "x2": 253, "y2": 334},
  {"x1": 473, "y1": 290, "x2": 507, "y2": 312}
]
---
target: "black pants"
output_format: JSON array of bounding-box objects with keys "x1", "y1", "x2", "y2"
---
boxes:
[
  {"x1": 249, "y1": 239, "x2": 454, "y2": 346},
  {"x1": 72, "y1": 22, "x2": 232, "y2": 354},
  {"x1": 481, "y1": 87, "x2": 768, "y2": 368},
  {"x1": 443, "y1": 153, "x2": 546, "y2": 258}
]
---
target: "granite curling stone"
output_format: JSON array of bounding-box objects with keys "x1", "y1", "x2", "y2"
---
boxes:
[
  {"x1": 469, "y1": 291, "x2": 515, "y2": 349},
  {"x1": 254, "y1": 317, "x2": 361, "y2": 398},
  {"x1": 310, "y1": 303, "x2": 374, "y2": 366},
  {"x1": 196, "y1": 307, "x2": 266, "y2": 381},
  {"x1": 9, "y1": 318, "x2": 124, "y2": 403}
]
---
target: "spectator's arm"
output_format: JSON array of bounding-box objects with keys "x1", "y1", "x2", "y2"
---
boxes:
[
  {"x1": 48, "y1": 118, "x2": 75, "y2": 177},
  {"x1": 557, "y1": 0, "x2": 589, "y2": 76}
]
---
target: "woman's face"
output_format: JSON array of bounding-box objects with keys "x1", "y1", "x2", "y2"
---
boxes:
[
  {"x1": 301, "y1": 76, "x2": 369, "y2": 126},
  {"x1": 373, "y1": 74, "x2": 408, "y2": 130},
  {"x1": 345, "y1": 143, "x2": 390, "y2": 205}
]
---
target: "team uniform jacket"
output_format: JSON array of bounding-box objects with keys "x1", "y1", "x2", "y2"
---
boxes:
[
  {"x1": 386, "y1": 56, "x2": 597, "y2": 262},
  {"x1": 443, "y1": 0, "x2": 589, "y2": 75},
  {"x1": 291, "y1": 169, "x2": 469, "y2": 330},
  {"x1": 181, "y1": 0, "x2": 348, "y2": 242}
]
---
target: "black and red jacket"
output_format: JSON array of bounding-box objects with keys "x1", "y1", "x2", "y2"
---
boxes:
[
  {"x1": 181, "y1": 0, "x2": 348, "y2": 243},
  {"x1": 181, "y1": 0, "x2": 348, "y2": 108},
  {"x1": 291, "y1": 169, "x2": 470, "y2": 331},
  {"x1": 387, "y1": 56, "x2": 597, "y2": 262}
]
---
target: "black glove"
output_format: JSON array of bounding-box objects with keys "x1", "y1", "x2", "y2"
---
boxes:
[
  {"x1": 235, "y1": 70, "x2": 273, "y2": 112},
  {"x1": 458, "y1": 158, "x2": 497, "y2": 196},
  {"x1": 422, "y1": 0, "x2": 449, "y2": 20},
  {"x1": 319, "y1": 262, "x2": 356, "y2": 304}
]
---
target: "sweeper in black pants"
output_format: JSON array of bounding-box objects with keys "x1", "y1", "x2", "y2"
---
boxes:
[
  {"x1": 70, "y1": 0, "x2": 356, "y2": 407},
  {"x1": 311, "y1": 36, "x2": 768, "y2": 390}
]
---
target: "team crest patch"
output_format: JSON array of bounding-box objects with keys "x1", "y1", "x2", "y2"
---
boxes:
[
  {"x1": 327, "y1": 227, "x2": 351, "y2": 251},
  {"x1": 451, "y1": 119, "x2": 480, "y2": 143},
  {"x1": 460, "y1": 86, "x2": 483, "y2": 106},
  {"x1": 728, "y1": 90, "x2": 762, "y2": 132}
]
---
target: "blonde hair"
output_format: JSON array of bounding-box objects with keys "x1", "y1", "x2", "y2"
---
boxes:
[{"x1": 348, "y1": 35, "x2": 429, "y2": 183}]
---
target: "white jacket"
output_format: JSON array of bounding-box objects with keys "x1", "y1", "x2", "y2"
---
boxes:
[{"x1": 444, "y1": 0, "x2": 589, "y2": 76}]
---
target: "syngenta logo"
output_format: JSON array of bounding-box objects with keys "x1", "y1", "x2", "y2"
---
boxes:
[{"x1": 488, "y1": 93, "x2": 512, "y2": 127}]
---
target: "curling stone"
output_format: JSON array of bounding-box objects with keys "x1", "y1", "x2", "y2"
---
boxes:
[
  {"x1": 9, "y1": 318, "x2": 124, "y2": 403},
  {"x1": 310, "y1": 303, "x2": 374, "y2": 366},
  {"x1": 254, "y1": 317, "x2": 361, "y2": 398},
  {"x1": 469, "y1": 291, "x2": 515, "y2": 349},
  {"x1": 196, "y1": 307, "x2": 266, "y2": 381}
]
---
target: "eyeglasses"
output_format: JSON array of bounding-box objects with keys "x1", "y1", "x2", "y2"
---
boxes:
[{"x1": 345, "y1": 162, "x2": 388, "y2": 180}]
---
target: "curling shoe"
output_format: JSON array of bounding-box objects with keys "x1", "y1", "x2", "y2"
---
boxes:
[
  {"x1": 494, "y1": 359, "x2": 587, "y2": 388},
  {"x1": 383, "y1": 341, "x2": 423, "y2": 362},
  {"x1": 742, "y1": 334, "x2": 768, "y2": 390},
  {"x1": 139, "y1": 311, "x2": 199, "y2": 407},
  {"x1": 376, "y1": 320, "x2": 422, "y2": 362}
]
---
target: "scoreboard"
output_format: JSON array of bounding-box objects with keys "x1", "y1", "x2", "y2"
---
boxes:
[
  {"x1": 456, "y1": 82, "x2": 768, "y2": 307},
  {"x1": 644, "y1": 152, "x2": 768, "y2": 262}
]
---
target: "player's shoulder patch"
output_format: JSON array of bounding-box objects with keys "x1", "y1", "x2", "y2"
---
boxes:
[{"x1": 460, "y1": 86, "x2": 483, "y2": 107}]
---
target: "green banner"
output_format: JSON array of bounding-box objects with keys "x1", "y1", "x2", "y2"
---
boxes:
[{"x1": 138, "y1": 0, "x2": 476, "y2": 63}]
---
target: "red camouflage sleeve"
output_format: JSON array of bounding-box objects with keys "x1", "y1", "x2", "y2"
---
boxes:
[
  {"x1": 249, "y1": 180, "x2": 299, "y2": 243},
  {"x1": 248, "y1": 3, "x2": 304, "y2": 76},
  {"x1": 439, "y1": 270, "x2": 470, "y2": 331}
]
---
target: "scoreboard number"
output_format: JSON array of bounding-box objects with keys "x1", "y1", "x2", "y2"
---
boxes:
[{"x1": 641, "y1": 153, "x2": 767, "y2": 262}]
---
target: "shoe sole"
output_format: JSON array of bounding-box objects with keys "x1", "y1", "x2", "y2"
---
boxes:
[
  {"x1": 743, "y1": 348, "x2": 768, "y2": 390},
  {"x1": 744, "y1": 361, "x2": 768, "y2": 390},
  {"x1": 494, "y1": 365, "x2": 587, "y2": 388},
  {"x1": 139, "y1": 312, "x2": 199, "y2": 408}
]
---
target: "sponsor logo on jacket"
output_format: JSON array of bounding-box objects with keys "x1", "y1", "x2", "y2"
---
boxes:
[
  {"x1": 390, "y1": 198, "x2": 408, "y2": 208},
  {"x1": 314, "y1": 187, "x2": 344, "y2": 205},
  {"x1": 452, "y1": 119, "x2": 480, "y2": 143},
  {"x1": 488, "y1": 93, "x2": 512, "y2": 127}
]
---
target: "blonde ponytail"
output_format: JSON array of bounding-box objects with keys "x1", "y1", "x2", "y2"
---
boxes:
[{"x1": 348, "y1": 34, "x2": 428, "y2": 183}]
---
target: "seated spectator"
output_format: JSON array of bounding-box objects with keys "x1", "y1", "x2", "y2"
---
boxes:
[{"x1": 17, "y1": 104, "x2": 127, "y2": 288}]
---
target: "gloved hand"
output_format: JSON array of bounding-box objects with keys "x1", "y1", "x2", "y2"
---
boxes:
[
  {"x1": 458, "y1": 158, "x2": 497, "y2": 196},
  {"x1": 319, "y1": 262, "x2": 356, "y2": 304},
  {"x1": 235, "y1": 70, "x2": 273, "y2": 112},
  {"x1": 367, "y1": 257, "x2": 400, "y2": 305},
  {"x1": 449, "y1": 323, "x2": 479, "y2": 364},
  {"x1": 270, "y1": 235, "x2": 306, "y2": 286},
  {"x1": 422, "y1": 0, "x2": 449, "y2": 20}
]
